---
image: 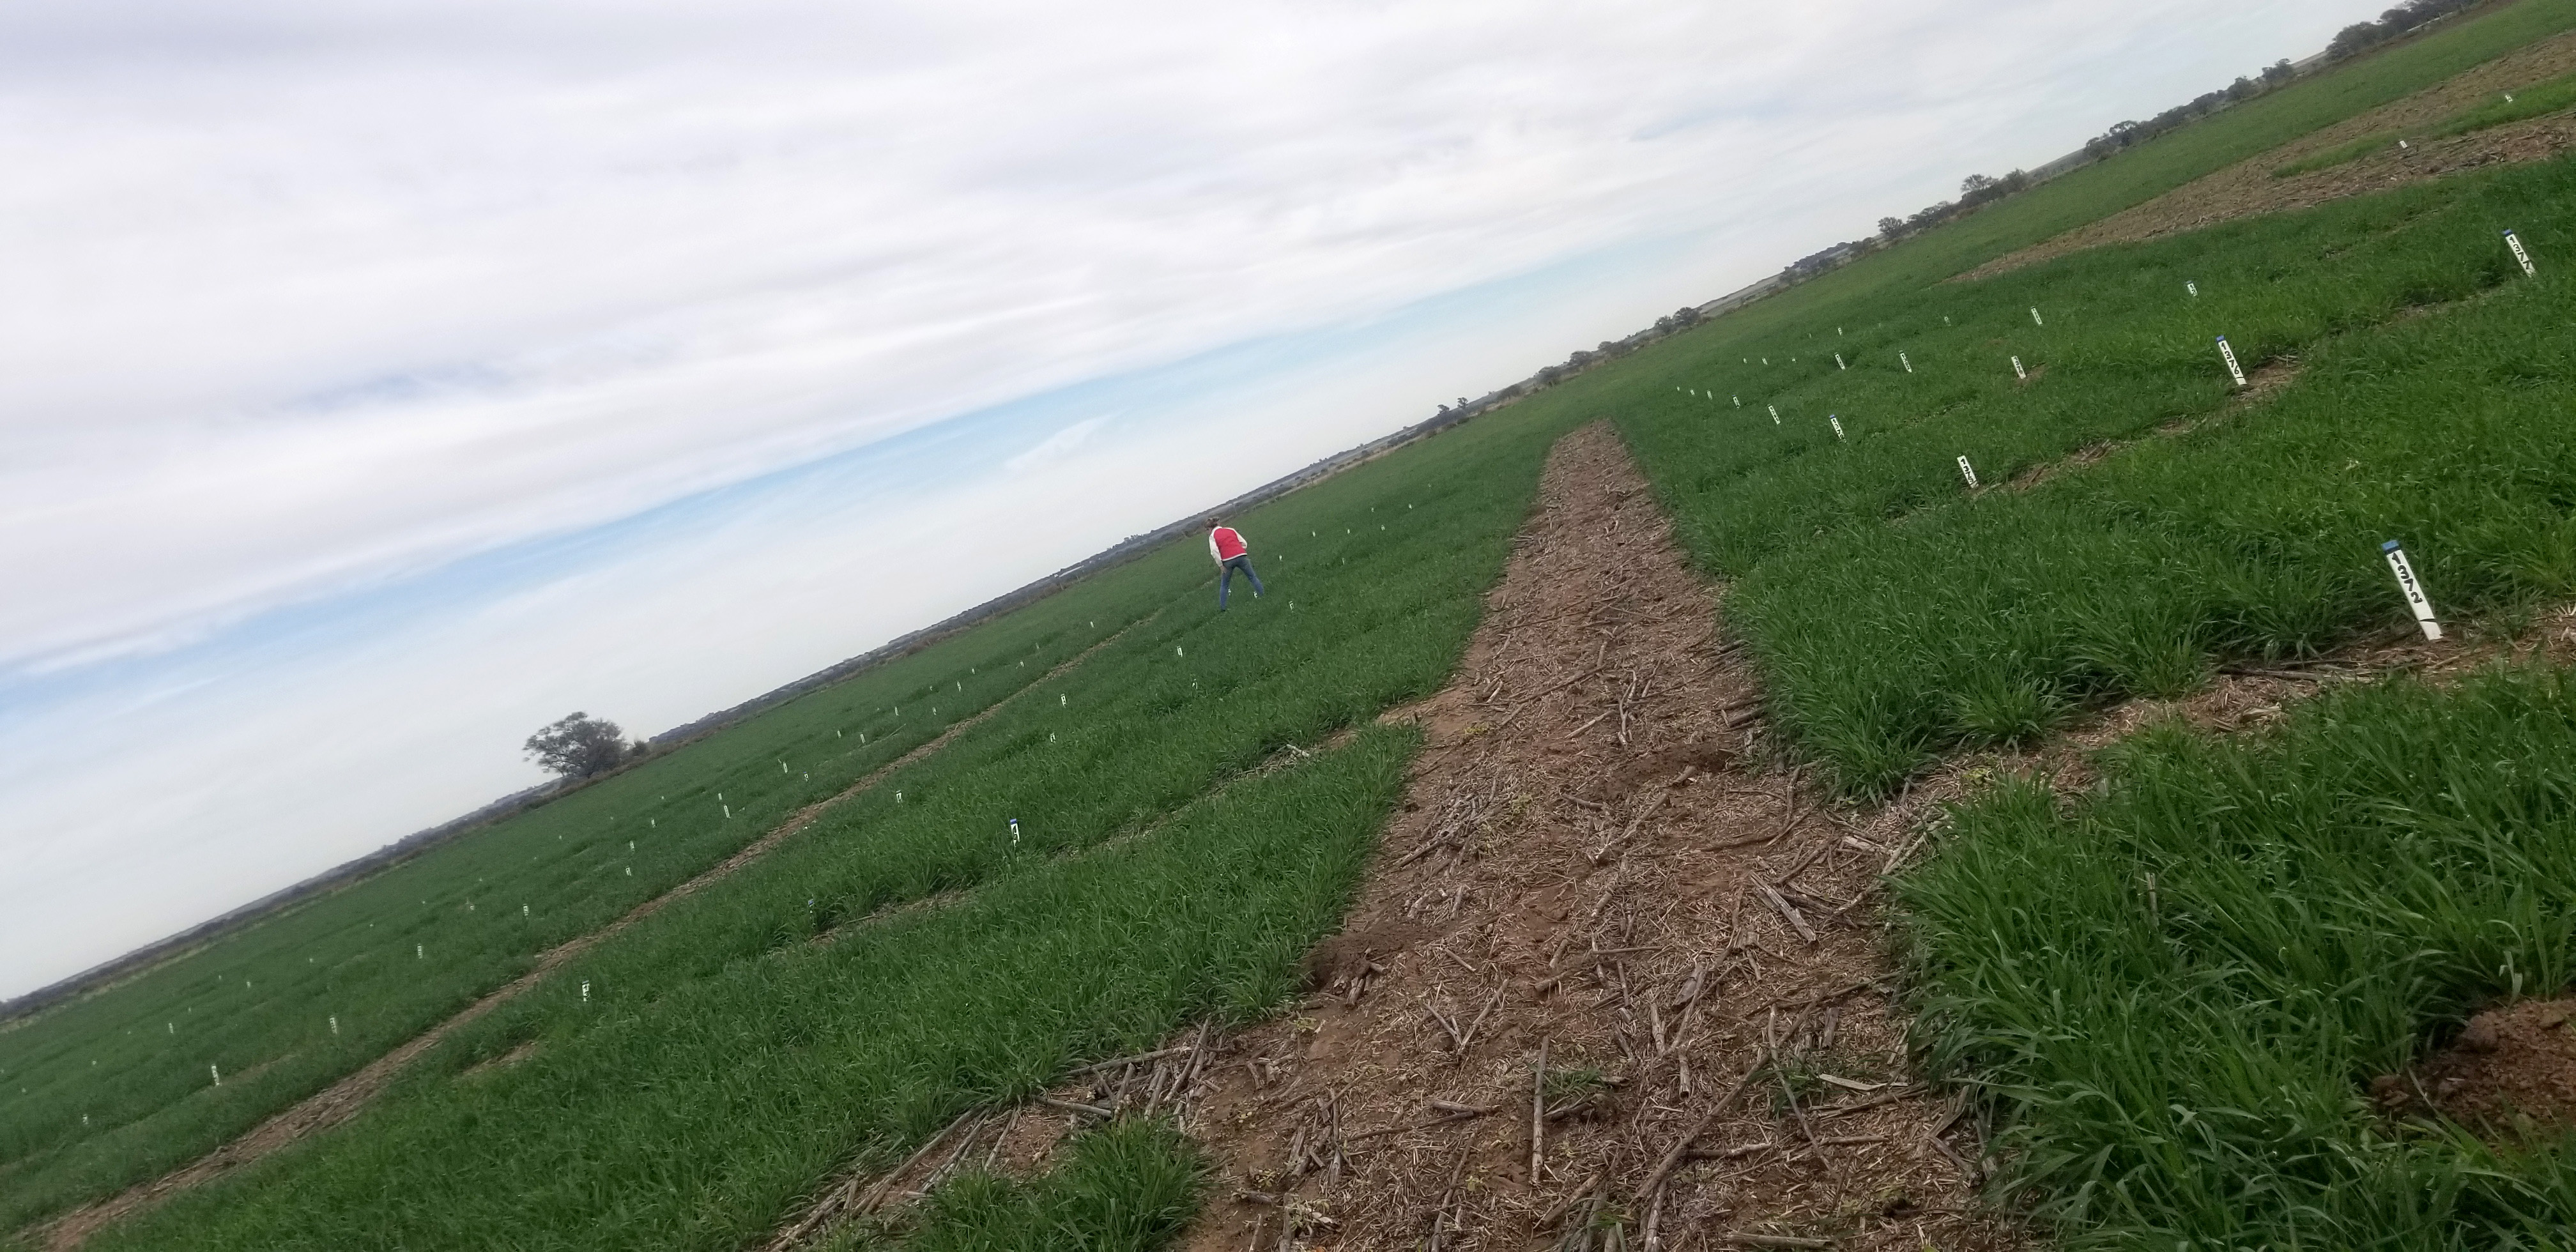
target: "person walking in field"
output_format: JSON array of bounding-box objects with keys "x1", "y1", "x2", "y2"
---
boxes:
[{"x1": 1209, "y1": 521, "x2": 1264, "y2": 609}]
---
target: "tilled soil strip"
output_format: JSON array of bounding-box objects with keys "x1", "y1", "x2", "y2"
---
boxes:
[
  {"x1": 1156, "y1": 421, "x2": 2016, "y2": 1250},
  {"x1": 31, "y1": 615, "x2": 1155, "y2": 1252}
]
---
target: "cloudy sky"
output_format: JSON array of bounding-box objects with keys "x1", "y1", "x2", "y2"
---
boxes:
[{"x1": 1, "y1": 0, "x2": 2372, "y2": 996}]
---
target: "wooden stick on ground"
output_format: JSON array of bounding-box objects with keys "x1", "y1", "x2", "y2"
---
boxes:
[
  {"x1": 1756, "y1": 883, "x2": 1817, "y2": 944},
  {"x1": 1529, "y1": 1038, "x2": 1549, "y2": 1185}
]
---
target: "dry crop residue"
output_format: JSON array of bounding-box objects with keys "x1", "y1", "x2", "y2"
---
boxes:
[
  {"x1": 30, "y1": 618, "x2": 1153, "y2": 1252},
  {"x1": 1165, "y1": 422, "x2": 2015, "y2": 1251},
  {"x1": 1961, "y1": 26, "x2": 2576, "y2": 282}
]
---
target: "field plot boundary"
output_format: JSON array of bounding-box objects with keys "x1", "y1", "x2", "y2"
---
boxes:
[{"x1": 24, "y1": 613, "x2": 1158, "y2": 1252}]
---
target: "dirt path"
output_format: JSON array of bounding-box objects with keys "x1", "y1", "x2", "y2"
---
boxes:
[
  {"x1": 1136, "y1": 423, "x2": 2012, "y2": 1251},
  {"x1": 28, "y1": 616, "x2": 1154, "y2": 1252},
  {"x1": 1961, "y1": 26, "x2": 2576, "y2": 282}
]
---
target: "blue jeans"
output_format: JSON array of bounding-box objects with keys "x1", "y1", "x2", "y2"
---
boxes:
[{"x1": 1218, "y1": 555, "x2": 1264, "y2": 608}]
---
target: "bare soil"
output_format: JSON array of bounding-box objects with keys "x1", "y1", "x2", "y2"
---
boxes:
[
  {"x1": 2373, "y1": 998, "x2": 2576, "y2": 1137},
  {"x1": 1961, "y1": 28, "x2": 2576, "y2": 282},
  {"x1": 29, "y1": 618, "x2": 1154, "y2": 1252}
]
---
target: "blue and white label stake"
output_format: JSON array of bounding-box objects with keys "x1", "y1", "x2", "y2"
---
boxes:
[
  {"x1": 1009, "y1": 818, "x2": 1022, "y2": 845},
  {"x1": 2011, "y1": 356, "x2": 2027, "y2": 381},
  {"x1": 2505, "y1": 229, "x2": 2536, "y2": 277},
  {"x1": 1828, "y1": 416, "x2": 1845, "y2": 440},
  {"x1": 2216, "y1": 336, "x2": 2248, "y2": 388},
  {"x1": 1957, "y1": 456, "x2": 1979, "y2": 489},
  {"x1": 2382, "y1": 540, "x2": 2442, "y2": 640}
]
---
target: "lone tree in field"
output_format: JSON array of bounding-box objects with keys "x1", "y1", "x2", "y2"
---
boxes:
[{"x1": 524, "y1": 712, "x2": 638, "y2": 779}]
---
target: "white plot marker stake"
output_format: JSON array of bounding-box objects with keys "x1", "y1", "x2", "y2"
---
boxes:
[
  {"x1": 1767, "y1": 404, "x2": 1781, "y2": 425},
  {"x1": 2186, "y1": 280, "x2": 2200, "y2": 298},
  {"x1": 2505, "y1": 229, "x2": 2537, "y2": 277},
  {"x1": 1834, "y1": 353, "x2": 1847, "y2": 370},
  {"x1": 416, "y1": 944, "x2": 424, "y2": 961},
  {"x1": 2382, "y1": 541, "x2": 2443, "y2": 640},
  {"x1": 1957, "y1": 456, "x2": 1980, "y2": 489},
  {"x1": 1009, "y1": 818, "x2": 1022, "y2": 845},
  {"x1": 2216, "y1": 336, "x2": 2248, "y2": 388},
  {"x1": 581, "y1": 981, "x2": 591, "y2": 1004},
  {"x1": 2030, "y1": 307, "x2": 2044, "y2": 326},
  {"x1": 1899, "y1": 352, "x2": 1912, "y2": 374},
  {"x1": 329, "y1": 1016, "x2": 339, "y2": 1037},
  {"x1": 723, "y1": 804, "x2": 731, "y2": 819},
  {"x1": 1733, "y1": 395, "x2": 1740, "y2": 407},
  {"x1": 2011, "y1": 356, "x2": 2027, "y2": 381},
  {"x1": 210, "y1": 1064, "x2": 221, "y2": 1087},
  {"x1": 1829, "y1": 416, "x2": 1845, "y2": 440}
]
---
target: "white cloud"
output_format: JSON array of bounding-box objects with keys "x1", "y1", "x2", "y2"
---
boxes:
[
  {"x1": 0, "y1": 0, "x2": 2376, "y2": 992},
  {"x1": 1006, "y1": 416, "x2": 1113, "y2": 473}
]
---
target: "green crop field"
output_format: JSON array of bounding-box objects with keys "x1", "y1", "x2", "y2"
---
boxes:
[
  {"x1": 1616, "y1": 154, "x2": 2576, "y2": 793},
  {"x1": 0, "y1": 570, "x2": 1172, "y2": 1233},
  {"x1": 15, "y1": 1, "x2": 2576, "y2": 1248},
  {"x1": 1719, "y1": 0, "x2": 2576, "y2": 324},
  {"x1": 48, "y1": 391, "x2": 1591, "y2": 1250},
  {"x1": 1903, "y1": 669, "x2": 2576, "y2": 1247}
]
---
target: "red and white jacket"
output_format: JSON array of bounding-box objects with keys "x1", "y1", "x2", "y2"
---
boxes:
[{"x1": 1208, "y1": 526, "x2": 1249, "y2": 563}]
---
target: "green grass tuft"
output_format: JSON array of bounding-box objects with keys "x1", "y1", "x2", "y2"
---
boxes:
[
  {"x1": 1899, "y1": 667, "x2": 2576, "y2": 1246},
  {"x1": 829, "y1": 1119, "x2": 1206, "y2": 1252}
]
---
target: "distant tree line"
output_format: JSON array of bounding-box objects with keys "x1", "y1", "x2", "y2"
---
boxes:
[
  {"x1": 2329, "y1": 0, "x2": 2483, "y2": 61},
  {"x1": 2063, "y1": 0, "x2": 2481, "y2": 174},
  {"x1": 2075, "y1": 59, "x2": 2300, "y2": 164}
]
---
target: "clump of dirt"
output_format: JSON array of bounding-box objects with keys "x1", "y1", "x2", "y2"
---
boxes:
[
  {"x1": 2374, "y1": 998, "x2": 2576, "y2": 1137},
  {"x1": 1962, "y1": 28, "x2": 2576, "y2": 281},
  {"x1": 1302, "y1": 922, "x2": 1434, "y2": 993}
]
